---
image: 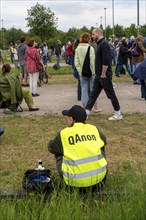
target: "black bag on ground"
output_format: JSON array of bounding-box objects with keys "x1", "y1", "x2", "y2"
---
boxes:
[
  {"x1": 53, "y1": 64, "x2": 60, "y2": 69},
  {"x1": 82, "y1": 46, "x2": 92, "y2": 78},
  {"x1": 22, "y1": 169, "x2": 54, "y2": 193}
]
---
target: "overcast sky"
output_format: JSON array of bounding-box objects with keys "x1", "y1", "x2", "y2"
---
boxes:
[{"x1": 1, "y1": 0, "x2": 146, "y2": 32}]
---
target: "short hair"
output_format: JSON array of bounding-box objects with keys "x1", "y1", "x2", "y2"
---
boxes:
[
  {"x1": 80, "y1": 33, "x2": 90, "y2": 43},
  {"x1": 94, "y1": 28, "x2": 103, "y2": 35},
  {"x1": 26, "y1": 39, "x2": 35, "y2": 47},
  {"x1": 20, "y1": 36, "x2": 26, "y2": 43},
  {"x1": 2, "y1": 63, "x2": 11, "y2": 75}
]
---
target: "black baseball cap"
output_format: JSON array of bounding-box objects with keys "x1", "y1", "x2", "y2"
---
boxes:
[{"x1": 62, "y1": 105, "x2": 87, "y2": 122}]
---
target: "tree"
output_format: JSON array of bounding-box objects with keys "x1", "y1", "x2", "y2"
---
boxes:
[
  {"x1": 25, "y1": 3, "x2": 58, "y2": 42},
  {"x1": 140, "y1": 24, "x2": 146, "y2": 37},
  {"x1": 114, "y1": 24, "x2": 125, "y2": 38},
  {"x1": 124, "y1": 24, "x2": 137, "y2": 38}
]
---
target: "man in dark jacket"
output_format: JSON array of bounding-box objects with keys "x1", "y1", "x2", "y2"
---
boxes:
[{"x1": 85, "y1": 28, "x2": 122, "y2": 121}]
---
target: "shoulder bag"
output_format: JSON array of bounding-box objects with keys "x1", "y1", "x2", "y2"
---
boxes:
[{"x1": 82, "y1": 46, "x2": 92, "y2": 78}]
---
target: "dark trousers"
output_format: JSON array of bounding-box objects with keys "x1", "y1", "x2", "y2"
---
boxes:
[
  {"x1": 86, "y1": 75, "x2": 120, "y2": 111},
  {"x1": 140, "y1": 80, "x2": 146, "y2": 99}
]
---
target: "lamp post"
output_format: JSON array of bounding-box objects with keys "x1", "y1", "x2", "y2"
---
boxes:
[
  {"x1": 112, "y1": 0, "x2": 115, "y2": 41},
  {"x1": 100, "y1": 16, "x2": 103, "y2": 29},
  {"x1": 104, "y1": 8, "x2": 107, "y2": 39},
  {"x1": 137, "y1": 0, "x2": 140, "y2": 36},
  {"x1": 1, "y1": 19, "x2": 4, "y2": 49}
]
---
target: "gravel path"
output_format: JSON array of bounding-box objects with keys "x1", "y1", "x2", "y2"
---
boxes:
[{"x1": 0, "y1": 82, "x2": 145, "y2": 117}]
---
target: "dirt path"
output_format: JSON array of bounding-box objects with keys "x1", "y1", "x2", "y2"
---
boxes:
[{"x1": 0, "y1": 82, "x2": 145, "y2": 117}]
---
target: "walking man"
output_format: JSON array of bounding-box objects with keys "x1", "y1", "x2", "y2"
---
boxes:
[{"x1": 85, "y1": 28, "x2": 122, "y2": 120}]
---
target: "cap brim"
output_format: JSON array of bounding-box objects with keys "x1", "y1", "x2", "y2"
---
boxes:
[{"x1": 62, "y1": 110, "x2": 69, "y2": 116}]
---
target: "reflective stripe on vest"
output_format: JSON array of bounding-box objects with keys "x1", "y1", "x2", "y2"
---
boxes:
[
  {"x1": 63, "y1": 154, "x2": 103, "y2": 166},
  {"x1": 63, "y1": 165, "x2": 107, "y2": 179},
  {"x1": 60, "y1": 123, "x2": 107, "y2": 187}
]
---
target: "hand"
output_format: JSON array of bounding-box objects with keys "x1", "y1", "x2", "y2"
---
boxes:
[{"x1": 101, "y1": 74, "x2": 106, "y2": 78}]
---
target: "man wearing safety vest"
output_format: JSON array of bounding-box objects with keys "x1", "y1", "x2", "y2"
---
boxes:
[{"x1": 48, "y1": 105, "x2": 107, "y2": 189}]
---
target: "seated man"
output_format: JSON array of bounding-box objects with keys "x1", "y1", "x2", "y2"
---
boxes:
[
  {"x1": 48, "y1": 105, "x2": 107, "y2": 189},
  {"x1": 0, "y1": 63, "x2": 39, "y2": 111}
]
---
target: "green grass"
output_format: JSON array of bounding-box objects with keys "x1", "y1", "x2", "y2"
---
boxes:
[{"x1": 0, "y1": 113, "x2": 145, "y2": 220}]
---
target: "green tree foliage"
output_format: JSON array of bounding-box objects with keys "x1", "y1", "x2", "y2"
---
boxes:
[
  {"x1": 25, "y1": 3, "x2": 58, "y2": 42},
  {"x1": 140, "y1": 24, "x2": 146, "y2": 36},
  {"x1": 105, "y1": 25, "x2": 113, "y2": 39},
  {"x1": 114, "y1": 24, "x2": 126, "y2": 38},
  {"x1": 124, "y1": 24, "x2": 137, "y2": 38}
]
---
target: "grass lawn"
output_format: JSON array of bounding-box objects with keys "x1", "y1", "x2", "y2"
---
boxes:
[{"x1": 0, "y1": 58, "x2": 145, "y2": 220}]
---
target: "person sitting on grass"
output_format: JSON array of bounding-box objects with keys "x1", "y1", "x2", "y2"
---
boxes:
[
  {"x1": 48, "y1": 105, "x2": 107, "y2": 191},
  {"x1": 0, "y1": 63, "x2": 39, "y2": 112}
]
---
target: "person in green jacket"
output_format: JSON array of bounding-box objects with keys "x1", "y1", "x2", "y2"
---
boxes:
[{"x1": 0, "y1": 63, "x2": 39, "y2": 111}]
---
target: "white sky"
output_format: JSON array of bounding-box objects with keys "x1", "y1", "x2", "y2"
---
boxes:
[{"x1": 1, "y1": 0, "x2": 146, "y2": 32}]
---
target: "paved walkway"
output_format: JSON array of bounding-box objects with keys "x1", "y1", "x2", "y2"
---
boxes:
[{"x1": 0, "y1": 82, "x2": 145, "y2": 117}]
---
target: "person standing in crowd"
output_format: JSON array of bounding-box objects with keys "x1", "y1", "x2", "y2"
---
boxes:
[
  {"x1": 75, "y1": 33, "x2": 101, "y2": 113},
  {"x1": 85, "y1": 28, "x2": 122, "y2": 121},
  {"x1": 48, "y1": 105, "x2": 107, "y2": 189},
  {"x1": 54, "y1": 40, "x2": 61, "y2": 67},
  {"x1": 133, "y1": 59, "x2": 146, "y2": 100},
  {"x1": 66, "y1": 41, "x2": 73, "y2": 65},
  {"x1": 13, "y1": 44, "x2": 19, "y2": 69},
  {"x1": 108, "y1": 38, "x2": 116, "y2": 66},
  {"x1": 41, "y1": 42, "x2": 49, "y2": 66},
  {"x1": 9, "y1": 43, "x2": 14, "y2": 63},
  {"x1": 115, "y1": 38, "x2": 132, "y2": 78},
  {"x1": 131, "y1": 35, "x2": 146, "y2": 84},
  {"x1": 0, "y1": 48, "x2": 4, "y2": 64},
  {"x1": 17, "y1": 36, "x2": 28, "y2": 86},
  {"x1": 25, "y1": 39, "x2": 45, "y2": 97},
  {"x1": 127, "y1": 36, "x2": 136, "y2": 73}
]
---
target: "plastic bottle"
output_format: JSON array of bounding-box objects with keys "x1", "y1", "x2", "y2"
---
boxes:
[{"x1": 35, "y1": 160, "x2": 45, "y2": 170}]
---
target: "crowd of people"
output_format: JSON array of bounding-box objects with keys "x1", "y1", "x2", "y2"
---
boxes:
[{"x1": 1, "y1": 29, "x2": 146, "y2": 190}]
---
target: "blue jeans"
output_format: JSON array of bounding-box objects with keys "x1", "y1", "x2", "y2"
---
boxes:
[
  {"x1": 132, "y1": 62, "x2": 141, "y2": 83},
  {"x1": 80, "y1": 75, "x2": 95, "y2": 105},
  {"x1": 56, "y1": 55, "x2": 60, "y2": 66},
  {"x1": 115, "y1": 63, "x2": 132, "y2": 78}
]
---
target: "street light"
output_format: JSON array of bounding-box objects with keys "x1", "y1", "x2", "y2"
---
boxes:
[
  {"x1": 1, "y1": 19, "x2": 5, "y2": 49},
  {"x1": 112, "y1": 0, "x2": 115, "y2": 41},
  {"x1": 104, "y1": 8, "x2": 107, "y2": 39},
  {"x1": 137, "y1": 0, "x2": 140, "y2": 36},
  {"x1": 100, "y1": 16, "x2": 103, "y2": 28}
]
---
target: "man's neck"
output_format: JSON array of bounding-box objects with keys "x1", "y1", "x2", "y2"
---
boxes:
[{"x1": 97, "y1": 36, "x2": 104, "y2": 42}]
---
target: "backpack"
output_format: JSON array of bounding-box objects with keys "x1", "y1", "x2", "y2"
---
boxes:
[
  {"x1": 53, "y1": 64, "x2": 60, "y2": 69},
  {"x1": 22, "y1": 169, "x2": 54, "y2": 193},
  {"x1": 82, "y1": 46, "x2": 92, "y2": 78},
  {"x1": 130, "y1": 42, "x2": 140, "y2": 57}
]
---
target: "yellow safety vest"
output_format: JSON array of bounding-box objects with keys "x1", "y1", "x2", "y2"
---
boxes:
[{"x1": 60, "y1": 123, "x2": 107, "y2": 187}]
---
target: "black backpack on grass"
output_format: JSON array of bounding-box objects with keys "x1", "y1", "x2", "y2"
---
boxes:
[{"x1": 22, "y1": 169, "x2": 54, "y2": 193}]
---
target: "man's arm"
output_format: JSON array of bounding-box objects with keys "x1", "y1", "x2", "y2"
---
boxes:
[
  {"x1": 101, "y1": 42, "x2": 110, "y2": 78},
  {"x1": 48, "y1": 132, "x2": 63, "y2": 155},
  {"x1": 101, "y1": 65, "x2": 108, "y2": 78}
]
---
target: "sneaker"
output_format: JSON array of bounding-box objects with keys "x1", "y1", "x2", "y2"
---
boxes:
[
  {"x1": 138, "y1": 97, "x2": 145, "y2": 101},
  {"x1": 93, "y1": 108, "x2": 102, "y2": 113},
  {"x1": 32, "y1": 93, "x2": 40, "y2": 97},
  {"x1": 108, "y1": 114, "x2": 123, "y2": 121}
]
